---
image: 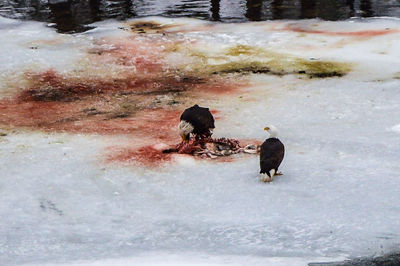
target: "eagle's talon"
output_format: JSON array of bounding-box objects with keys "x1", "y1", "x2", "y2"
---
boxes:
[{"x1": 260, "y1": 173, "x2": 273, "y2": 182}]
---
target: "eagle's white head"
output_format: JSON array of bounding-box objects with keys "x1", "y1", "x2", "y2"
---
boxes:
[
  {"x1": 264, "y1": 125, "x2": 278, "y2": 138},
  {"x1": 178, "y1": 120, "x2": 194, "y2": 141}
]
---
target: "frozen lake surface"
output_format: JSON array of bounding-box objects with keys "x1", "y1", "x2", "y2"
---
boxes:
[{"x1": 0, "y1": 16, "x2": 400, "y2": 265}]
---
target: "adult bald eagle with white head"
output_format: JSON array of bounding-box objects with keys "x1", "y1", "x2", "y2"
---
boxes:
[
  {"x1": 260, "y1": 125, "x2": 285, "y2": 182},
  {"x1": 178, "y1": 104, "x2": 215, "y2": 141}
]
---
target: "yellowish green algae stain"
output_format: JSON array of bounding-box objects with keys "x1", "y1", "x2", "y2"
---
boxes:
[
  {"x1": 180, "y1": 44, "x2": 351, "y2": 78},
  {"x1": 226, "y1": 45, "x2": 260, "y2": 56},
  {"x1": 292, "y1": 59, "x2": 351, "y2": 78}
]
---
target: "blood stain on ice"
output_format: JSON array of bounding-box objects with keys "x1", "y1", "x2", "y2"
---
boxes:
[
  {"x1": 283, "y1": 24, "x2": 398, "y2": 38},
  {"x1": 0, "y1": 67, "x2": 243, "y2": 167},
  {"x1": 107, "y1": 145, "x2": 175, "y2": 167}
]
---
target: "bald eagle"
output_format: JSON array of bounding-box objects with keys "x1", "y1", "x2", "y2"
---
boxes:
[
  {"x1": 260, "y1": 125, "x2": 285, "y2": 182},
  {"x1": 178, "y1": 104, "x2": 215, "y2": 141}
]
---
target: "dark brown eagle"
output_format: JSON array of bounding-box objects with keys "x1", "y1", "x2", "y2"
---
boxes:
[
  {"x1": 260, "y1": 125, "x2": 285, "y2": 182},
  {"x1": 178, "y1": 104, "x2": 215, "y2": 141}
]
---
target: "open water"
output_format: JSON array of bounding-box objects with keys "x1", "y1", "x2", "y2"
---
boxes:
[{"x1": 1, "y1": 0, "x2": 400, "y2": 33}]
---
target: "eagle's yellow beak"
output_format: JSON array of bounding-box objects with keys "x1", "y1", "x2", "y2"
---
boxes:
[
  {"x1": 181, "y1": 134, "x2": 189, "y2": 142},
  {"x1": 264, "y1": 127, "x2": 270, "y2": 131}
]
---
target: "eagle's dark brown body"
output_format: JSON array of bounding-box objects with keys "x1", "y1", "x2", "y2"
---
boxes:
[
  {"x1": 180, "y1": 104, "x2": 215, "y2": 137},
  {"x1": 260, "y1": 137, "x2": 285, "y2": 177}
]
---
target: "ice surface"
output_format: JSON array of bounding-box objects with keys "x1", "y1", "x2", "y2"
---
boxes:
[
  {"x1": 0, "y1": 16, "x2": 400, "y2": 265},
  {"x1": 24, "y1": 252, "x2": 344, "y2": 266}
]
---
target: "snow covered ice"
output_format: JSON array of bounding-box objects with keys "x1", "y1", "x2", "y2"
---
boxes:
[{"x1": 0, "y1": 16, "x2": 400, "y2": 265}]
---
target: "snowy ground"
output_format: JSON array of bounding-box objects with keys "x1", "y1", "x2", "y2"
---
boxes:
[{"x1": 0, "y1": 16, "x2": 400, "y2": 266}]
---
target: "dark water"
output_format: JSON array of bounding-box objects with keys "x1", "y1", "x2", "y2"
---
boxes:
[{"x1": 1, "y1": 0, "x2": 400, "y2": 33}]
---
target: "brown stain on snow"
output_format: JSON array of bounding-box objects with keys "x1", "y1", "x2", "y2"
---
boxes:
[
  {"x1": 125, "y1": 20, "x2": 216, "y2": 35},
  {"x1": 127, "y1": 21, "x2": 179, "y2": 34}
]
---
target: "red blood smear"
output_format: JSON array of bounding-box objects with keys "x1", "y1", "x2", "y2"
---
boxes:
[
  {"x1": 0, "y1": 68, "x2": 245, "y2": 167},
  {"x1": 0, "y1": 32, "x2": 247, "y2": 168},
  {"x1": 284, "y1": 25, "x2": 398, "y2": 38},
  {"x1": 107, "y1": 145, "x2": 173, "y2": 166},
  {"x1": 209, "y1": 109, "x2": 222, "y2": 120},
  {"x1": 89, "y1": 38, "x2": 165, "y2": 73}
]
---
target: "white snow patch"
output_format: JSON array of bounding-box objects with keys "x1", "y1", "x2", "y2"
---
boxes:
[
  {"x1": 389, "y1": 124, "x2": 400, "y2": 133},
  {"x1": 153, "y1": 143, "x2": 171, "y2": 151}
]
